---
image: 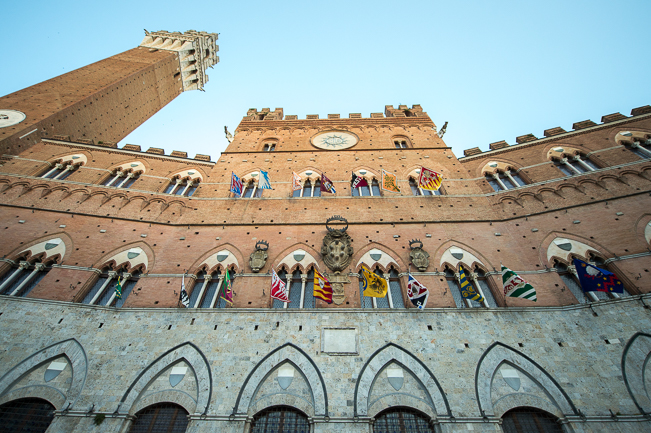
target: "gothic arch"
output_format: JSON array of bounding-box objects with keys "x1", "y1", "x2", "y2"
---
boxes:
[
  {"x1": 479, "y1": 159, "x2": 525, "y2": 177},
  {"x1": 188, "y1": 243, "x2": 243, "y2": 275},
  {"x1": 621, "y1": 332, "x2": 651, "y2": 414},
  {"x1": 91, "y1": 241, "x2": 155, "y2": 273},
  {"x1": 234, "y1": 343, "x2": 328, "y2": 417},
  {"x1": 5, "y1": 232, "x2": 73, "y2": 265},
  {"x1": 540, "y1": 232, "x2": 612, "y2": 267},
  {"x1": 270, "y1": 243, "x2": 322, "y2": 274},
  {"x1": 435, "y1": 241, "x2": 493, "y2": 273},
  {"x1": 475, "y1": 342, "x2": 578, "y2": 418},
  {"x1": 0, "y1": 338, "x2": 87, "y2": 410},
  {"x1": 354, "y1": 343, "x2": 450, "y2": 418},
  {"x1": 353, "y1": 242, "x2": 405, "y2": 274},
  {"x1": 118, "y1": 342, "x2": 212, "y2": 416}
]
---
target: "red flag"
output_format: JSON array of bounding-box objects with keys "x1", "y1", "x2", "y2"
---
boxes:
[
  {"x1": 271, "y1": 269, "x2": 290, "y2": 302},
  {"x1": 418, "y1": 167, "x2": 442, "y2": 191},
  {"x1": 320, "y1": 173, "x2": 336, "y2": 194},
  {"x1": 292, "y1": 172, "x2": 302, "y2": 191},
  {"x1": 351, "y1": 173, "x2": 368, "y2": 188}
]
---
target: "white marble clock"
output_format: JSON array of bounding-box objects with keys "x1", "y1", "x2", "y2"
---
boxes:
[
  {"x1": 0, "y1": 110, "x2": 26, "y2": 128},
  {"x1": 310, "y1": 130, "x2": 359, "y2": 150}
]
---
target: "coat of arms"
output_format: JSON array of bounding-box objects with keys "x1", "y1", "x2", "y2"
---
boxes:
[
  {"x1": 409, "y1": 239, "x2": 430, "y2": 272},
  {"x1": 249, "y1": 240, "x2": 269, "y2": 273},
  {"x1": 321, "y1": 216, "x2": 353, "y2": 272}
]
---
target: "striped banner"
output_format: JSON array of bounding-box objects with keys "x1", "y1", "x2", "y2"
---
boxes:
[
  {"x1": 501, "y1": 265, "x2": 537, "y2": 301},
  {"x1": 459, "y1": 266, "x2": 484, "y2": 303}
]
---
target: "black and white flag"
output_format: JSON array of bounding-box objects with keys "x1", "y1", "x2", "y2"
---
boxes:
[{"x1": 180, "y1": 274, "x2": 190, "y2": 308}]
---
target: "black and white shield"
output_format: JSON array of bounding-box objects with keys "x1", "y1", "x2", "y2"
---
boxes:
[
  {"x1": 387, "y1": 367, "x2": 404, "y2": 391},
  {"x1": 277, "y1": 365, "x2": 294, "y2": 390},
  {"x1": 500, "y1": 367, "x2": 521, "y2": 391},
  {"x1": 44, "y1": 361, "x2": 67, "y2": 382},
  {"x1": 169, "y1": 366, "x2": 187, "y2": 387}
]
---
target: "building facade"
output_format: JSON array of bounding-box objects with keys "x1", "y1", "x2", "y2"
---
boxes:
[{"x1": 0, "y1": 31, "x2": 651, "y2": 432}]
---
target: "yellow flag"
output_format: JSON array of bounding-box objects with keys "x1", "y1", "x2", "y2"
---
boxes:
[{"x1": 361, "y1": 265, "x2": 388, "y2": 298}]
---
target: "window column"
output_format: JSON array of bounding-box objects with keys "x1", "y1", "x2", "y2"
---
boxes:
[
  {"x1": 192, "y1": 275, "x2": 212, "y2": 308},
  {"x1": 491, "y1": 173, "x2": 508, "y2": 190},
  {"x1": 41, "y1": 163, "x2": 60, "y2": 179},
  {"x1": 631, "y1": 141, "x2": 651, "y2": 157},
  {"x1": 299, "y1": 274, "x2": 307, "y2": 308},
  {"x1": 116, "y1": 172, "x2": 135, "y2": 188},
  {"x1": 503, "y1": 170, "x2": 519, "y2": 188},
  {"x1": 9, "y1": 263, "x2": 45, "y2": 296},
  {"x1": 180, "y1": 180, "x2": 194, "y2": 196},
  {"x1": 53, "y1": 164, "x2": 74, "y2": 180},
  {"x1": 89, "y1": 271, "x2": 117, "y2": 305},
  {"x1": 456, "y1": 271, "x2": 473, "y2": 308},
  {"x1": 208, "y1": 275, "x2": 224, "y2": 308},
  {"x1": 284, "y1": 274, "x2": 292, "y2": 309},
  {"x1": 469, "y1": 272, "x2": 489, "y2": 308},
  {"x1": 105, "y1": 172, "x2": 123, "y2": 187},
  {"x1": 573, "y1": 155, "x2": 595, "y2": 172},
  {"x1": 106, "y1": 272, "x2": 130, "y2": 306},
  {"x1": 0, "y1": 261, "x2": 29, "y2": 294},
  {"x1": 383, "y1": 273, "x2": 394, "y2": 308},
  {"x1": 561, "y1": 158, "x2": 582, "y2": 175}
]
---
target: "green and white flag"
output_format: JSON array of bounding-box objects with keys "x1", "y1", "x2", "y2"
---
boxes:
[{"x1": 501, "y1": 265, "x2": 537, "y2": 302}]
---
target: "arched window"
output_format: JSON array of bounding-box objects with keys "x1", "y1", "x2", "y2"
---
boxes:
[
  {"x1": 262, "y1": 141, "x2": 277, "y2": 151},
  {"x1": 351, "y1": 177, "x2": 376, "y2": 196},
  {"x1": 444, "y1": 266, "x2": 495, "y2": 308},
  {"x1": 617, "y1": 131, "x2": 651, "y2": 159},
  {"x1": 41, "y1": 160, "x2": 80, "y2": 180},
  {"x1": 371, "y1": 178, "x2": 381, "y2": 195},
  {"x1": 486, "y1": 170, "x2": 526, "y2": 192},
  {"x1": 0, "y1": 259, "x2": 50, "y2": 298},
  {"x1": 394, "y1": 139, "x2": 409, "y2": 149},
  {"x1": 273, "y1": 269, "x2": 316, "y2": 309},
  {"x1": 129, "y1": 403, "x2": 189, "y2": 433},
  {"x1": 359, "y1": 267, "x2": 404, "y2": 309},
  {"x1": 250, "y1": 406, "x2": 309, "y2": 433},
  {"x1": 241, "y1": 179, "x2": 263, "y2": 198},
  {"x1": 165, "y1": 177, "x2": 200, "y2": 197},
  {"x1": 373, "y1": 407, "x2": 434, "y2": 433},
  {"x1": 0, "y1": 398, "x2": 55, "y2": 433},
  {"x1": 81, "y1": 267, "x2": 139, "y2": 307},
  {"x1": 552, "y1": 154, "x2": 599, "y2": 176},
  {"x1": 103, "y1": 168, "x2": 141, "y2": 188},
  {"x1": 272, "y1": 269, "x2": 289, "y2": 309},
  {"x1": 409, "y1": 177, "x2": 443, "y2": 196},
  {"x1": 501, "y1": 407, "x2": 563, "y2": 433},
  {"x1": 189, "y1": 269, "x2": 233, "y2": 308}
]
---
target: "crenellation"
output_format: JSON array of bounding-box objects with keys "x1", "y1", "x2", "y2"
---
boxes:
[
  {"x1": 122, "y1": 144, "x2": 141, "y2": 152},
  {"x1": 515, "y1": 133, "x2": 537, "y2": 144},
  {"x1": 631, "y1": 105, "x2": 651, "y2": 116},
  {"x1": 489, "y1": 140, "x2": 509, "y2": 150},
  {"x1": 171, "y1": 150, "x2": 188, "y2": 158},
  {"x1": 543, "y1": 127, "x2": 566, "y2": 137},
  {"x1": 601, "y1": 112, "x2": 628, "y2": 123},
  {"x1": 572, "y1": 119, "x2": 598, "y2": 130},
  {"x1": 146, "y1": 147, "x2": 165, "y2": 155}
]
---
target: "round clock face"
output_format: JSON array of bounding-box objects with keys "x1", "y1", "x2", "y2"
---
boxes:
[
  {"x1": 0, "y1": 110, "x2": 26, "y2": 128},
  {"x1": 311, "y1": 130, "x2": 359, "y2": 150}
]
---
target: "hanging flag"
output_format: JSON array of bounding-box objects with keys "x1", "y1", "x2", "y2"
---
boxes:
[
  {"x1": 501, "y1": 265, "x2": 537, "y2": 301},
  {"x1": 258, "y1": 169, "x2": 272, "y2": 190},
  {"x1": 320, "y1": 173, "x2": 336, "y2": 194},
  {"x1": 292, "y1": 172, "x2": 302, "y2": 191},
  {"x1": 407, "y1": 273, "x2": 429, "y2": 309},
  {"x1": 271, "y1": 269, "x2": 290, "y2": 302},
  {"x1": 313, "y1": 269, "x2": 333, "y2": 304},
  {"x1": 418, "y1": 167, "x2": 443, "y2": 191},
  {"x1": 573, "y1": 259, "x2": 623, "y2": 294},
  {"x1": 179, "y1": 274, "x2": 190, "y2": 307},
  {"x1": 459, "y1": 265, "x2": 484, "y2": 303},
  {"x1": 220, "y1": 269, "x2": 235, "y2": 305},
  {"x1": 114, "y1": 276, "x2": 123, "y2": 299},
  {"x1": 351, "y1": 173, "x2": 369, "y2": 189},
  {"x1": 360, "y1": 265, "x2": 388, "y2": 298},
  {"x1": 381, "y1": 169, "x2": 401, "y2": 193},
  {"x1": 230, "y1": 172, "x2": 243, "y2": 196}
]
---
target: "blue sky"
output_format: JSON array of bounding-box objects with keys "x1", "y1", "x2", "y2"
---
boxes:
[{"x1": 2, "y1": 1, "x2": 650, "y2": 161}]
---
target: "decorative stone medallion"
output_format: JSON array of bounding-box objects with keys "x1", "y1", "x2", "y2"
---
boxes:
[
  {"x1": 409, "y1": 239, "x2": 430, "y2": 272},
  {"x1": 0, "y1": 110, "x2": 26, "y2": 128},
  {"x1": 249, "y1": 240, "x2": 269, "y2": 273},
  {"x1": 311, "y1": 130, "x2": 359, "y2": 150},
  {"x1": 321, "y1": 216, "x2": 353, "y2": 272}
]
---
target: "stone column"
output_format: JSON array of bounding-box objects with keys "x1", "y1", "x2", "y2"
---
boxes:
[
  {"x1": 208, "y1": 275, "x2": 224, "y2": 308},
  {"x1": 300, "y1": 274, "x2": 307, "y2": 308},
  {"x1": 10, "y1": 263, "x2": 45, "y2": 296},
  {"x1": 89, "y1": 271, "x2": 117, "y2": 305},
  {"x1": 631, "y1": 141, "x2": 651, "y2": 157},
  {"x1": 456, "y1": 272, "x2": 473, "y2": 308},
  {"x1": 116, "y1": 172, "x2": 135, "y2": 188},
  {"x1": 492, "y1": 173, "x2": 508, "y2": 190},
  {"x1": 193, "y1": 275, "x2": 212, "y2": 308},
  {"x1": 504, "y1": 170, "x2": 519, "y2": 188},
  {"x1": 0, "y1": 260, "x2": 14, "y2": 279},
  {"x1": 0, "y1": 261, "x2": 29, "y2": 294},
  {"x1": 41, "y1": 162, "x2": 59, "y2": 179},
  {"x1": 53, "y1": 164, "x2": 74, "y2": 180},
  {"x1": 569, "y1": 265, "x2": 599, "y2": 302},
  {"x1": 284, "y1": 275, "x2": 292, "y2": 308},
  {"x1": 180, "y1": 180, "x2": 193, "y2": 196},
  {"x1": 383, "y1": 273, "x2": 393, "y2": 308},
  {"x1": 106, "y1": 272, "x2": 131, "y2": 306},
  {"x1": 561, "y1": 158, "x2": 581, "y2": 175},
  {"x1": 470, "y1": 272, "x2": 489, "y2": 308}
]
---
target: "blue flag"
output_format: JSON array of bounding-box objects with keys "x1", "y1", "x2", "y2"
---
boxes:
[
  {"x1": 230, "y1": 172, "x2": 243, "y2": 196},
  {"x1": 258, "y1": 169, "x2": 272, "y2": 190},
  {"x1": 573, "y1": 259, "x2": 623, "y2": 294},
  {"x1": 459, "y1": 265, "x2": 484, "y2": 303}
]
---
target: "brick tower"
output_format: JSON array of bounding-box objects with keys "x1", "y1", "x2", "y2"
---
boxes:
[{"x1": 0, "y1": 30, "x2": 218, "y2": 155}]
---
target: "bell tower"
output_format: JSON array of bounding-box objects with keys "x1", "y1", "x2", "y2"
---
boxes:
[{"x1": 0, "y1": 30, "x2": 218, "y2": 155}]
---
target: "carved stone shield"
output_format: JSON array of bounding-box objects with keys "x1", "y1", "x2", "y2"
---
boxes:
[
  {"x1": 387, "y1": 367, "x2": 404, "y2": 391},
  {"x1": 322, "y1": 216, "x2": 353, "y2": 272},
  {"x1": 409, "y1": 248, "x2": 430, "y2": 272},
  {"x1": 500, "y1": 367, "x2": 521, "y2": 391},
  {"x1": 329, "y1": 272, "x2": 350, "y2": 305},
  {"x1": 169, "y1": 366, "x2": 187, "y2": 388},
  {"x1": 44, "y1": 360, "x2": 67, "y2": 382},
  {"x1": 277, "y1": 364, "x2": 294, "y2": 390},
  {"x1": 249, "y1": 250, "x2": 268, "y2": 273}
]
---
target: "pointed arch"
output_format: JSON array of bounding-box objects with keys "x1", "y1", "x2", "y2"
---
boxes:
[
  {"x1": 621, "y1": 332, "x2": 651, "y2": 414},
  {"x1": 270, "y1": 243, "x2": 322, "y2": 273},
  {"x1": 234, "y1": 343, "x2": 328, "y2": 417},
  {"x1": 187, "y1": 243, "x2": 243, "y2": 275},
  {"x1": 91, "y1": 241, "x2": 154, "y2": 273},
  {"x1": 540, "y1": 232, "x2": 613, "y2": 267},
  {"x1": 435, "y1": 242, "x2": 492, "y2": 273},
  {"x1": 0, "y1": 338, "x2": 87, "y2": 410},
  {"x1": 353, "y1": 242, "x2": 405, "y2": 274},
  {"x1": 475, "y1": 342, "x2": 578, "y2": 418},
  {"x1": 118, "y1": 341, "x2": 212, "y2": 416},
  {"x1": 354, "y1": 342, "x2": 450, "y2": 418},
  {"x1": 5, "y1": 232, "x2": 73, "y2": 265}
]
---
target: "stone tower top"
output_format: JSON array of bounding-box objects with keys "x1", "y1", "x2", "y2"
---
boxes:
[{"x1": 139, "y1": 30, "x2": 219, "y2": 92}]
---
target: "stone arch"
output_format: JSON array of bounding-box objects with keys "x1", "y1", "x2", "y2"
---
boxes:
[
  {"x1": 234, "y1": 343, "x2": 328, "y2": 417},
  {"x1": 475, "y1": 342, "x2": 578, "y2": 418},
  {"x1": 188, "y1": 243, "x2": 243, "y2": 275},
  {"x1": 354, "y1": 342, "x2": 450, "y2": 418},
  {"x1": 0, "y1": 338, "x2": 87, "y2": 410},
  {"x1": 118, "y1": 341, "x2": 212, "y2": 416},
  {"x1": 436, "y1": 243, "x2": 492, "y2": 273},
  {"x1": 5, "y1": 232, "x2": 73, "y2": 265},
  {"x1": 541, "y1": 233, "x2": 611, "y2": 267},
  {"x1": 354, "y1": 242, "x2": 405, "y2": 274},
  {"x1": 621, "y1": 332, "x2": 651, "y2": 414},
  {"x1": 165, "y1": 167, "x2": 206, "y2": 183},
  {"x1": 270, "y1": 243, "x2": 322, "y2": 274},
  {"x1": 91, "y1": 241, "x2": 154, "y2": 273},
  {"x1": 614, "y1": 130, "x2": 651, "y2": 146},
  {"x1": 479, "y1": 159, "x2": 524, "y2": 176}
]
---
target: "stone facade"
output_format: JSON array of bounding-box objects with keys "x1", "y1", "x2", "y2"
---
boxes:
[{"x1": 0, "y1": 30, "x2": 651, "y2": 432}]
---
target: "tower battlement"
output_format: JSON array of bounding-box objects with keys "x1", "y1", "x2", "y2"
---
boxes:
[{"x1": 140, "y1": 30, "x2": 219, "y2": 92}]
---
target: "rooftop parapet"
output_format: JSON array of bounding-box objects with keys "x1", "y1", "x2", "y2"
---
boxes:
[
  {"x1": 139, "y1": 30, "x2": 219, "y2": 92},
  {"x1": 601, "y1": 112, "x2": 627, "y2": 123},
  {"x1": 544, "y1": 127, "x2": 566, "y2": 137},
  {"x1": 631, "y1": 105, "x2": 651, "y2": 116},
  {"x1": 515, "y1": 134, "x2": 537, "y2": 144},
  {"x1": 489, "y1": 140, "x2": 509, "y2": 150},
  {"x1": 385, "y1": 104, "x2": 425, "y2": 118},
  {"x1": 245, "y1": 108, "x2": 284, "y2": 121},
  {"x1": 572, "y1": 119, "x2": 597, "y2": 130},
  {"x1": 239, "y1": 106, "x2": 433, "y2": 122}
]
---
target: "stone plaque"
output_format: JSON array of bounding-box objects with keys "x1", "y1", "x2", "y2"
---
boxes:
[{"x1": 321, "y1": 328, "x2": 358, "y2": 355}]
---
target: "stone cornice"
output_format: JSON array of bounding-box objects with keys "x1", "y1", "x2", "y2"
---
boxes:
[{"x1": 459, "y1": 112, "x2": 651, "y2": 162}]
